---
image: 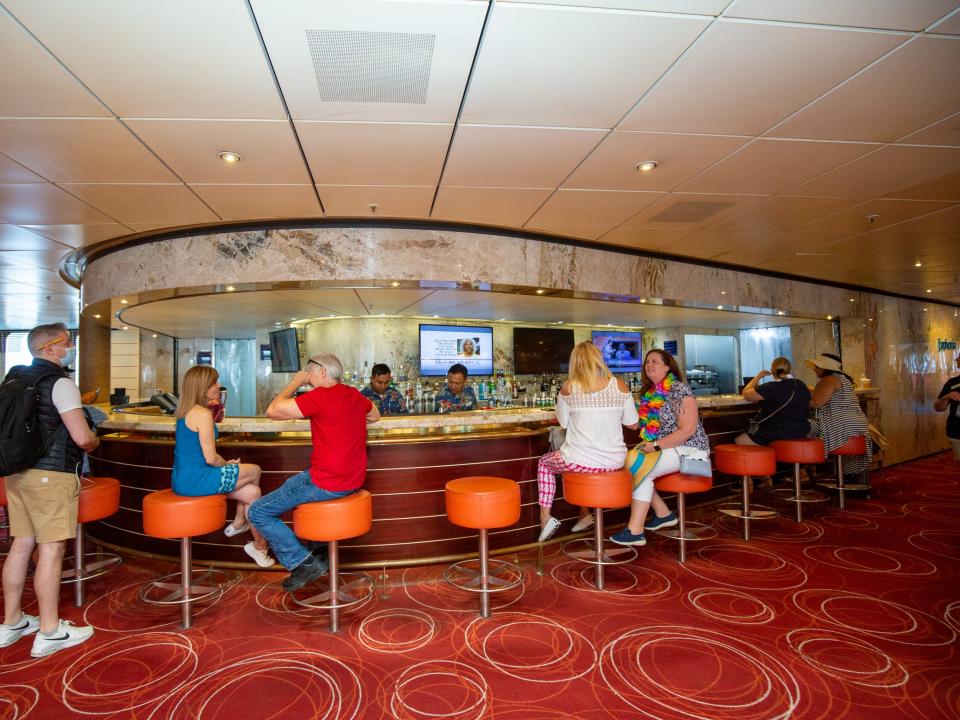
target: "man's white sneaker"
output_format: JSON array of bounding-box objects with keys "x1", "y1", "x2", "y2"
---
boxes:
[
  {"x1": 244, "y1": 541, "x2": 275, "y2": 568},
  {"x1": 0, "y1": 613, "x2": 39, "y2": 648},
  {"x1": 30, "y1": 620, "x2": 94, "y2": 658},
  {"x1": 571, "y1": 515, "x2": 595, "y2": 533}
]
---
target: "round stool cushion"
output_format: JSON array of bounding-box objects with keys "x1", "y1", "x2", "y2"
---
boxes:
[
  {"x1": 714, "y1": 444, "x2": 776, "y2": 476},
  {"x1": 78, "y1": 476, "x2": 120, "y2": 524},
  {"x1": 142, "y1": 489, "x2": 225, "y2": 539},
  {"x1": 562, "y1": 470, "x2": 633, "y2": 509},
  {"x1": 830, "y1": 435, "x2": 867, "y2": 456},
  {"x1": 771, "y1": 438, "x2": 825, "y2": 464},
  {"x1": 445, "y1": 477, "x2": 520, "y2": 530},
  {"x1": 655, "y1": 472, "x2": 713, "y2": 495},
  {"x1": 0, "y1": 477, "x2": 6, "y2": 507},
  {"x1": 293, "y1": 489, "x2": 372, "y2": 542}
]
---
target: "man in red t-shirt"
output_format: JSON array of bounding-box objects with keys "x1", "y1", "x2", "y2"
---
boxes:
[{"x1": 249, "y1": 352, "x2": 379, "y2": 591}]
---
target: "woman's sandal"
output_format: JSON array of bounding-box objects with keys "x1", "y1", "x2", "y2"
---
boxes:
[{"x1": 224, "y1": 522, "x2": 249, "y2": 538}]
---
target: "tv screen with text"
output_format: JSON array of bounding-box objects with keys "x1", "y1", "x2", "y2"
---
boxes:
[{"x1": 419, "y1": 324, "x2": 494, "y2": 376}]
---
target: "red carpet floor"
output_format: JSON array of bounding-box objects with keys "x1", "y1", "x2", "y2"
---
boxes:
[{"x1": 2, "y1": 453, "x2": 959, "y2": 719}]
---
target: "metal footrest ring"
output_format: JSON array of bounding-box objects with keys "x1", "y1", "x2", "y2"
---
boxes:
[
  {"x1": 768, "y1": 488, "x2": 829, "y2": 504},
  {"x1": 717, "y1": 502, "x2": 779, "y2": 520},
  {"x1": 61, "y1": 551, "x2": 122, "y2": 583},
  {"x1": 290, "y1": 572, "x2": 376, "y2": 611},
  {"x1": 138, "y1": 569, "x2": 229, "y2": 606},
  {"x1": 561, "y1": 538, "x2": 638, "y2": 566},
  {"x1": 443, "y1": 559, "x2": 522, "y2": 594},
  {"x1": 656, "y1": 521, "x2": 718, "y2": 542}
]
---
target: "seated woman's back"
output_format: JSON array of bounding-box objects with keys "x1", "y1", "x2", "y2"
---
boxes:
[{"x1": 558, "y1": 375, "x2": 636, "y2": 467}]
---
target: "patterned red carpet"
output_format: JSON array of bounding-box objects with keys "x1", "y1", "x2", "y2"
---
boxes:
[{"x1": 2, "y1": 453, "x2": 958, "y2": 719}]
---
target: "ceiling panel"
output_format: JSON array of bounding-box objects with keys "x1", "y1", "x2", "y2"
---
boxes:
[
  {"x1": 316, "y1": 185, "x2": 434, "y2": 218},
  {"x1": 0, "y1": 224, "x2": 63, "y2": 251},
  {"x1": 618, "y1": 192, "x2": 765, "y2": 229},
  {"x1": 432, "y1": 187, "x2": 553, "y2": 227},
  {"x1": 462, "y1": 4, "x2": 710, "y2": 128},
  {"x1": 726, "y1": 0, "x2": 960, "y2": 31},
  {"x1": 930, "y1": 8, "x2": 960, "y2": 33},
  {"x1": 0, "y1": 248, "x2": 69, "y2": 270},
  {"x1": 3, "y1": 0, "x2": 285, "y2": 119},
  {"x1": 191, "y1": 185, "x2": 322, "y2": 221},
  {"x1": 19, "y1": 223, "x2": 131, "y2": 248},
  {"x1": 297, "y1": 122, "x2": 452, "y2": 185},
  {"x1": 0, "y1": 183, "x2": 114, "y2": 225},
  {"x1": 884, "y1": 170, "x2": 960, "y2": 202},
  {"x1": 770, "y1": 37, "x2": 960, "y2": 143},
  {"x1": 60, "y1": 184, "x2": 220, "y2": 225},
  {"x1": 712, "y1": 196, "x2": 862, "y2": 233},
  {"x1": 0, "y1": 153, "x2": 44, "y2": 183},
  {"x1": 442, "y1": 126, "x2": 605, "y2": 188},
  {"x1": 711, "y1": 228, "x2": 853, "y2": 265},
  {"x1": 596, "y1": 226, "x2": 696, "y2": 251},
  {"x1": 899, "y1": 112, "x2": 960, "y2": 146},
  {"x1": 621, "y1": 19, "x2": 906, "y2": 135},
  {"x1": 797, "y1": 198, "x2": 957, "y2": 234},
  {"x1": 126, "y1": 120, "x2": 311, "y2": 184},
  {"x1": 526, "y1": 190, "x2": 664, "y2": 234},
  {"x1": 563, "y1": 132, "x2": 749, "y2": 191},
  {"x1": 497, "y1": 1, "x2": 729, "y2": 12},
  {"x1": 0, "y1": 119, "x2": 177, "y2": 183}
]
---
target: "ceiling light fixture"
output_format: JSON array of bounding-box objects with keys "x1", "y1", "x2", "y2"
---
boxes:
[
  {"x1": 217, "y1": 151, "x2": 242, "y2": 164},
  {"x1": 122, "y1": 326, "x2": 129, "y2": 330},
  {"x1": 536, "y1": 289, "x2": 545, "y2": 294},
  {"x1": 93, "y1": 314, "x2": 101, "y2": 319},
  {"x1": 635, "y1": 160, "x2": 658, "y2": 173},
  {"x1": 390, "y1": 281, "x2": 400, "y2": 287},
  {"x1": 640, "y1": 298, "x2": 647, "y2": 303},
  {"x1": 120, "y1": 299, "x2": 128, "y2": 304},
  {"x1": 914, "y1": 261, "x2": 922, "y2": 267},
  {"x1": 716, "y1": 305, "x2": 723, "y2": 310},
  {"x1": 226, "y1": 285, "x2": 235, "y2": 292},
  {"x1": 826, "y1": 315, "x2": 833, "y2": 320},
  {"x1": 777, "y1": 311, "x2": 784, "y2": 316},
  {"x1": 152, "y1": 334, "x2": 157, "y2": 338},
  {"x1": 849, "y1": 298, "x2": 855, "y2": 302},
  {"x1": 926, "y1": 289, "x2": 932, "y2": 293}
]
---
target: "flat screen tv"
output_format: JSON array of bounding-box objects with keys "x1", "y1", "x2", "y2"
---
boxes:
[
  {"x1": 513, "y1": 327, "x2": 575, "y2": 374},
  {"x1": 269, "y1": 328, "x2": 300, "y2": 373},
  {"x1": 419, "y1": 324, "x2": 494, "y2": 376},
  {"x1": 591, "y1": 330, "x2": 643, "y2": 372}
]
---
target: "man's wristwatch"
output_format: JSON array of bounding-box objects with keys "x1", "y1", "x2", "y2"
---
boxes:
[{"x1": 653, "y1": 443, "x2": 662, "y2": 452}]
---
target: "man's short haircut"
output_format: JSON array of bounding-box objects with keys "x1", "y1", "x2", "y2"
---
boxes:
[
  {"x1": 448, "y1": 363, "x2": 469, "y2": 378},
  {"x1": 310, "y1": 352, "x2": 343, "y2": 380},
  {"x1": 371, "y1": 363, "x2": 391, "y2": 378},
  {"x1": 27, "y1": 322, "x2": 68, "y2": 356}
]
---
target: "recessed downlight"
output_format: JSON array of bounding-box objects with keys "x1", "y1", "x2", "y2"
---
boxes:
[
  {"x1": 536, "y1": 289, "x2": 545, "y2": 294},
  {"x1": 120, "y1": 299, "x2": 128, "y2": 304},
  {"x1": 93, "y1": 314, "x2": 101, "y2": 319},
  {"x1": 636, "y1": 160, "x2": 658, "y2": 172},
  {"x1": 390, "y1": 281, "x2": 400, "y2": 287},
  {"x1": 926, "y1": 289, "x2": 932, "y2": 293},
  {"x1": 217, "y1": 151, "x2": 242, "y2": 164},
  {"x1": 914, "y1": 261, "x2": 922, "y2": 267},
  {"x1": 226, "y1": 285, "x2": 235, "y2": 292}
]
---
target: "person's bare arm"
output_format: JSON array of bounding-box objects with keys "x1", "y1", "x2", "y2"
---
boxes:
[
  {"x1": 266, "y1": 371, "x2": 310, "y2": 420},
  {"x1": 61, "y1": 408, "x2": 99, "y2": 452},
  {"x1": 366, "y1": 403, "x2": 380, "y2": 424},
  {"x1": 934, "y1": 390, "x2": 960, "y2": 411},
  {"x1": 809, "y1": 376, "x2": 838, "y2": 409},
  {"x1": 194, "y1": 410, "x2": 225, "y2": 466},
  {"x1": 741, "y1": 370, "x2": 770, "y2": 402}
]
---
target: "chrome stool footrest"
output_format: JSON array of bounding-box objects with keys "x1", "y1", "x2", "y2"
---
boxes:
[
  {"x1": 444, "y1": 558, "x2": 522, "y2": 594},
  {"x1": 561, "y1": 538, "x2": 638, "y2": 566},
  {"x1": 717, "y1": 502, "x2": 779, "y2": 520},
  {"x1": 291, "y1": 572, "x2": 375, "y2": 611},
  {"x1": 61, "y1": 551, "x2": 122, "y2": 583},
  {"x1": 656, "y1": 521, "x2": 717, "y2": 543},
  {"x1": 138, "y1": 568, "x2": 229, "y2": 606},
  {"x1": 768, "y1": 488, "x2": 828, "y2": 504}
]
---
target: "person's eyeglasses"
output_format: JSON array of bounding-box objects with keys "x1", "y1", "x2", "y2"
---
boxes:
[{"x1": 307, "y1": 359, "x2": 324, "y2": 370}]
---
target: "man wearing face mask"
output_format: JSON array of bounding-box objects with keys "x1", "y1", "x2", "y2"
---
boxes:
[{"x1": 1, "y1": 323, "x2": 99, "y2": 657}]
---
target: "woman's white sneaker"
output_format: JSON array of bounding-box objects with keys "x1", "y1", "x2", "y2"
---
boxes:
[{"x1": 30, "y1": 620, "x2": 94, "y2": 658}]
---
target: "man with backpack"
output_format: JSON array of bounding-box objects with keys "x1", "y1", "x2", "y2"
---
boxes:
[{"x1": 0, "y1": 322, "x2": 99, "y2": 657}]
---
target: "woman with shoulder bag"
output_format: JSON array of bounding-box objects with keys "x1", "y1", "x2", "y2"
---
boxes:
[{"x1": 737, "y1": 357, "x2": 811, "y2": 446}]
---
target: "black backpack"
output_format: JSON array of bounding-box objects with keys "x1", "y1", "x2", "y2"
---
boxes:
[{"x1": 0, "y1": 368, "x2": 60, "y2": 475}]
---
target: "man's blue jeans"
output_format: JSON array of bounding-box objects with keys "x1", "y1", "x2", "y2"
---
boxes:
[{"x1": 248, "y1": 470, "x2": 355, "y2": 570}]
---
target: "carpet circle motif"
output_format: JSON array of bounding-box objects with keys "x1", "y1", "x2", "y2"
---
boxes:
[
  {"x1": 83, "y1": 580, "x2": 220, "y2": 631},
  {"x1": 549, "y1": 561, "x2": 670, "y2": 598},
  {"x1": 818, "y1": 513, "x2": 880, "y2": 531},
  {"x1": 786, "y1": 628, "x2": 909, "y2": 688},
  {"x1": 686, "y1": 588, "x2": 776, "y2": 625},
  {"x1": 907, "y1": 529, "x2": 960, "y2": 561},
  {"x1": 357, "y1": 609, "x2": 436, "y2": 653},
  {"x1": 390, "y1": 660, "x2": 488, "y2": 720},
  {"x1": 0, "y1": 684, "x2": 38, "y2": 719},
  {"x1": 716, "y1": 514, "x2": 824, "y2": 543},
  {"x1": 683, "y1": 543, "x2": 808, "y2": 590},
  {"x1": 801, "y1": 545, "x2": 937, "y2": 576},
  {"x1": 401, "y1": 567, "x2": 524, "y2": 613},
  {"x1": 900, "y1": 502, "x2": 960, "y2": 523}
]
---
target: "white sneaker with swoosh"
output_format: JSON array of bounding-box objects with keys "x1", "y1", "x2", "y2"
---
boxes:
[
  {"x1": 0, "y1": 613, "x2": 39, "y2": 648},
  {"x1": 30, "y1": 620, "x2": 94, "y2": 658}
]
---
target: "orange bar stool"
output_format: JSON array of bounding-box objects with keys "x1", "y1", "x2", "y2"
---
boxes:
[
  {"x1": 444, "y1": 476, "x2": 522, "y2": 618},
  {"x1": 715, "y1": 444, "x2": 778, "y2": 541},
  {"x1": 61, "y1": 476, "x2": 122, "y2": 607},
  {"x1": 770, "y1": 438, "x2": 828, "y2": 522},
  {"x1": 653, "y1": 472, "x2": 717, "y2": 563},
  {"x1": 561, "y1": 470, "x2": 637, "y2": 589},
  {"x1": 291, "y1": 489, "x2": 375, "y2": 632},
  {"x1": 140, "y1": 489, "x2": 228, "y2": 629},
  {"x1": 819, "y1": 435, "x2": 869, "y2": 509}
]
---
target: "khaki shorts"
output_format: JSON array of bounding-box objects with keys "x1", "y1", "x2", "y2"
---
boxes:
[{"x1": 5, "y1": 468, "x2": 79, "y2": 543}]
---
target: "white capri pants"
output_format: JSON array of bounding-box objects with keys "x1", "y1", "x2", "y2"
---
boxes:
[{"x1": 632, "y1": 446, "x2": 710, "y2": 501}]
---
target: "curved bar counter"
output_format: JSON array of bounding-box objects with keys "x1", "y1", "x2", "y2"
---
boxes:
[{"x1": 88, "y1": 391, "x2": 879, "y2": 568}]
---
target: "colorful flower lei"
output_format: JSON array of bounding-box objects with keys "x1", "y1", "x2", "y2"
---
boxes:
[{"x1": 637, "y1": 372, "x2": 675, "y2": 442}]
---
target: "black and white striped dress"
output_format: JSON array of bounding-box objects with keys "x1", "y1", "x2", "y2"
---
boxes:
[{"x1": 809, "y1": 374, "x2": 872, "y2": 474}]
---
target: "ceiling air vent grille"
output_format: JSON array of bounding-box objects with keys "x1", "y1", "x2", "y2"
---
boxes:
[
  {"x1": 306, "y1": 29, "x2": 435, "y2": 104},
  {"x1": 649, "y1": 201, "x2": 736, "y2": 223}
]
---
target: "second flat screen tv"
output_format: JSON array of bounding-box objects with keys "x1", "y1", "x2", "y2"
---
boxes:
[
  {"x1": 268, "y1": 328, "x2": 301, "y2": 373},
  {"x1": 591, "y1": 330, "x2": 643, "y2": 371},
  {"x1": 420, "y1": 324, "x2": 494, "y2": 376},
  {"x1": 513, "y1": 327, "x2": 575, "y2": 374}
]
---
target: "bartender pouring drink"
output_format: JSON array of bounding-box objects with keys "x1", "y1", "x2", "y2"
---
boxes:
[
  {"x1": 361, "y1": 363, "x2": 408, "y2": 415},
  {"x1": 435, "y1": 363, "x2": 476, "y2": 412}
]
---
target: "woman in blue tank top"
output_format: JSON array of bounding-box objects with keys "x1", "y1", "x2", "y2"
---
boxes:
[{"x1": 172, "y1": 365, "x2": 273, "y2": 567}]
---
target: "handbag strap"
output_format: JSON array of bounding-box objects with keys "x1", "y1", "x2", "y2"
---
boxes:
[{"x1": 754, "y1": 379, "x2": 797, "y2": 427}]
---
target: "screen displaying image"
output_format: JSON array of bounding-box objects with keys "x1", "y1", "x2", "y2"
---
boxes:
[
  {"x1": 419, "y1": 324, "x2": 494, "y2": 376},
  {"x1": 269, "y1": 328, "x2": 300, "y2": 373},
  {"x1": 591, "y1": 330, "x2": 643, "y2": 372}
]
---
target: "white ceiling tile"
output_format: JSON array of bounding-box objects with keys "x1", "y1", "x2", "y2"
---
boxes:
[
  {"x1": 250, "y1": 0, "x2": 486, "y2": 122},
  {"x1": 0, "y1": 153, "x2": 44, "y2": 183},
  {"x1": 565, "y1": 132, "x2": 750, "y2": 191},
  {"x1": 60, "y1": 184, "x2": 220, "y2": 225},
  {"x1": 497, "y1": 1, "x2": 729, "y2": 12},
  {"x1": 712, "y1": 228, "x2": 855, "y2": 264},
  {"x1": 317, "y1": 185, "x2": 435, "y2": 218},
  {"x1": 0, "y1": 248, "x2": 70, "y2": 271},
  {"x1": 620, "y1": 20, "x2": 907, "y2": 135},
  {"x1": 0, "y1": 183, "x2": 114, "y2": 225},
  {"x1": 678, "y1": 139, "x2": 880, "y2": 195},
  {"x1": 897, "y1": 112, "x2": 960, "y2": 147},
  {"x1": 0, "y1": 120, "x2": 177, "y2": 183},
  {"x1": 770, "y1": 37, "x2": 960, "y2": 143},
  {"x1": 713, "y1": 196, "x2": 862, "y2": 233},
  {"x1": 19, "y1": 224, "x2": 131, "y2": 247},
  {"x1": 526, "y1": 189, "x2": 664, "y2": 233},
  {"x1": 3, "y1": 0, "x2": 285, "y2": 119},
  {"x1": 787, "y1": 145, "x2": 960, "y2": 199},
  {"x1": 797, "y1": 198, "x2": 957, "y2": 235},
  {"x1": 0, "y1": 224, "x2": 63, "y2": 251},
  {"x1": 442, "y1": 126, "x2": 605, "y2": 187},
  {"x1": 191, "y1": 185, "x2": 322, "y2": 220},
  {"x1": 462, "y1": 4, "x2": 710, "y2": 127},
  {"x1": 297, "y1": 122, "x2": 452, "y2": 185},
  {"x1": 126, "y1": 120, "x2": 311, "y2": 184},
  {"x1": 726, "y1": 0, "x2": 960, "y2": 31},
  {"x1": 432, "y1": 187, "x2": 552, "y2": 227},
  {"x1": 619, "y1": 192, "x2": 766, "y2": 228},
  {"x1": 930, "y1": 7, "x2": 960, "y2": 33}
]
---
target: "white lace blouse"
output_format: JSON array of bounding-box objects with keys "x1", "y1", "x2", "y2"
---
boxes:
[{"x1": 555, "y1": 376, "x2": 639, "y2": 469}]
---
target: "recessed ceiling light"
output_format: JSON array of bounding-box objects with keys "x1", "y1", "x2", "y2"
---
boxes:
[
  {"x1": 432, "y1": 315, "x2": 439, "y2": 318},
  {"x1": 536, "y1": 289, "x2": 545, "y2": 294},
  {"x1": 826, "y1": 315, "x2": 833, "y2": 320},
  {"x1": 640, "y1": 298, "x2": 647, "y2": 304},
  {"x1": 720, "y1": 291, "x2": 726, "y2": 295},
  {"x1": 217, "y1": 151, "x2": 242, "y2": 164},
  {"x1": 120, "y1": 299, "x2": 128, "y2": 304},
  {"x1": 122, "y1": 326, "x2": 129, "y2": 330},
  {"x1": 926, "y1": 289, "x2": 932, "y2": 293},
  {"x1": 390, "y1": 281, "x2": 400, "y2": 287},
  {"x1": 556, "y1": 321, "x2": 564, "y2": 324},
  {"x1": 93, "y1": 314, "x2": 101, "y2": 319},
  {"x1": 777, "y1": 311, "x2": 784, "y2": 316},
  {"x1": 923, "y1": 307, "x2": 928, "y2": 312},
  {"x1": 716, "y1": 305, "x2": 723, "y2": 310},
  {"x1": 914, "y1": 261, "x2": 922, "y2": 267},
  {"x1": 499, "y1": 318, "x2": 506, "y2": 321},
  {"x1": 635, "y1": 160, "x2": 658, "y2": 173},
  {"x1": 849, "y1": 298, "x2": 855, "y2": 302},
  {"x1": 152, "y1": 334, "x2": 157, "y2": 338},
  {"x1": 226, "y1": 285, "x2": 235, "y2": 292},
  {"x1": 274, "y1": 322, "x2": 282, "y2": 326},
  {"x1": 606, "y1": 323, "x2": 613, "y2": 327}
]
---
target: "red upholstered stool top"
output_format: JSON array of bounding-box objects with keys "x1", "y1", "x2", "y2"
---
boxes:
[
  {"x1": 831, "y1": 435, "x2": 868, "y2": 456},
  {"x1": 445, "y1": 476, "x2": 520, "y2": 530},
  {"x1": 78, "y1": 476, "x2": 120, "y2": 524},
  {"x1": 142, "y1": 489, "x2": 225, "y2": 539},
  {"x1": 714, "y1": 444, "x2": 777, "y2": 476},
  {"x1": 293, "y1": 489, "x2": 372, "y2": 542},
  {"x1": 654, "y1": 472, "x2": 713, "y2": 495},
  {"x1": 771, "y1": 438, "x2": 825, "y2": 464},
  {"x1": 562, "y1": 470, "x2": 633, "y2": 509},
  {"x1": 0, "y1": 477, "x2": 6, "y2": 507}
]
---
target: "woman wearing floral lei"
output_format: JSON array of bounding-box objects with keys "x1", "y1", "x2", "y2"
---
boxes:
[{"x1": 611, "y1": 349, "x2": 711, "y2": 547}]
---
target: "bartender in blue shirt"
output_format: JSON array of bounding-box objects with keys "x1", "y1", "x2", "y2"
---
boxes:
[
  {"x1": 361, "y1": 363, "x2": 408, "y2": 415},
  {"x1": 435, "y1": 363, "x2": 476, "y2": 412}
]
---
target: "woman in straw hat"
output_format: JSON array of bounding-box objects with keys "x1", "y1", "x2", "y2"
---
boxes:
[{"x1": 807, "y1": 353, "x2": 871, "y2": 475}]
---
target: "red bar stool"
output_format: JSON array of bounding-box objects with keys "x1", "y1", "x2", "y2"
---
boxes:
[
  {"x1": 290, "y1": 489, "x2": 375, "y2": 632},
  {"x1": 653, "y1": 472, "x2": 717, "y2": 563},
  {"x1": 61, "y1": 476, "x2": 122, "y2": 607},
  {"x1": 561, "y1": 470, "x2": 637, "y2": 589},
  {"x1": 715, "y1": 445, "x2": 778, "y2": 541},
  {"x1": 140, "y1": 489, "x2": 228, "y2": 629},
  {"x1": 770, "y1": 438, "x2": 828, "y2": 522},
  {"x1": 444, "y1": 476, "x2": 522, "y2": 618},
  {"x1": 819, "y1": 435, "x2": 868, "y2": 509}
]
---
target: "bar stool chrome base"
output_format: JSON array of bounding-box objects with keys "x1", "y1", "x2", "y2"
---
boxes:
[
  {"x1": 561, "y1": 508, "x2": 637, "y2": 590},
  {"x1": 718, "y1": 475, "x2": 778, "y2": 540},
  {"x1": 444, "y1": 559, "x2": 522, "y2": 594},
  {"x1": 657, "y1": 522, "x2": 717, "y2": 543},
  {"x1": 291, "y1": 572, "x2": 376, "y2": 612},
  {"x1": 138, "y1": 568, "x2": 228, "y2": 607},
  {"x1": 61, "y1": 552, "x2": 122, "y2": 583}
]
